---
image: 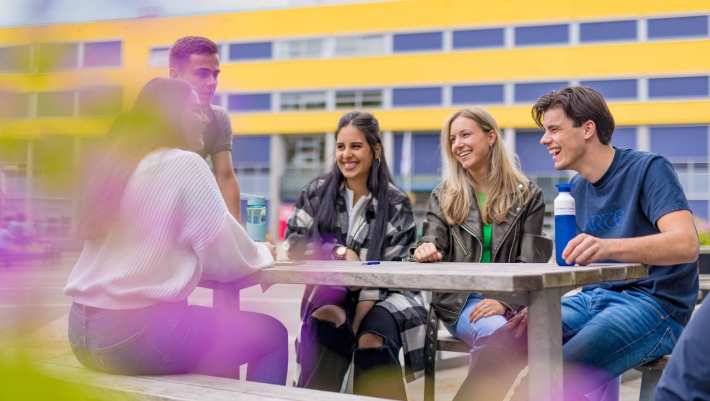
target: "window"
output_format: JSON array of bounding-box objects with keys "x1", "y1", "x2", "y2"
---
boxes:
[
  {"x1": 515, "y1": 130, "x2": 560, "y2": 174},
  {"x1": 275, "y1": 38, "x2": 324, "y2": 59},
  {"x1": 83, "y1": 41, "x2": 122, "y2": 67},
  {"x1": 392, "y1": 87, "x2": 442, "y2": 107},
  {"x1": 37, "y1": 42, "x2": 79, "y2": 72},
  {"x1": 280, "y1": 91, "x2": 327, "y2": 111},
  {"x1": 0, "y1": 45, "x2": 32, "y2": 72},
  {"x1": 335, "y1": 89, "x2": 383, "y2": 109},
  {"x1": 453, "y1": 28, "x2": 505, "y2": 49},
  {"x1": 233, "y1": 136, "x2": 271, "y2": 165},
  {"x1": 650, "y1": 125, "x2": 708, "y2": 161},
  {"x1": 648, "y1": 76, "x2": 709, "y2": 98},
  {"x1": 37, "y1": 91, "x2": 75, "y2": 117},
  {"x1": 229, "y1": 42, "x2": 272, "y2": 61},
  {"x1": 393, "y1": 32, "x2": 443, "y2": 52},
  {"x1": 227, "y1": 93, "x2": 271, "y2": 112},
  {"x1": 514, "y1": 81, "x2": 569, "y2": 103},
  {"x1": 579, "y1": 79, "x2": 637, "y2": 99},
  {"x1": 334, "y1": 35, "x2": 386, "y2": 57},
  {"x1": 648, "y1": 16, "x2": 708, "y2": 39},
  {"x1": 149, "y1": 47, "x2": 170, "y2": 67},
  {"x1": 78, "y1": 86, "x2": 123, "y2": 116},
  {"x1": 688, "y1": 200, "x2": 708, "y2": 220},
  {"x1": 514, "y1": 24, "x2": 569, "y2": 46},
  {"x1": 0, "y1": 92, "x2": 30, "y2": 118},
  {"x1": 393, "y1": 132, "x2": 441, "y2": 177},
  {"x1": 452, "y1": 84, "x2": 504, "y2": 104},
  {"x1": 580, "y1": 20, "x2": 637, "y2": 42},
  {"x1": 610, "y1": 127, "x2": 637, "y2": 149}
]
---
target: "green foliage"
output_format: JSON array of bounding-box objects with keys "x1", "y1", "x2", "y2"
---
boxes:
[
  {"x1": 698, "y1": 231, "x2": 710, "y2": 246},
  {"x1": 0, "y1": 351, "x2": 131, "y2": 401}
]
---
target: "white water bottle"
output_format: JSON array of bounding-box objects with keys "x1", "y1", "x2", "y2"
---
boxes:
[{"x1": 554, "y1": 183, "x2": 576, "y2": 266}]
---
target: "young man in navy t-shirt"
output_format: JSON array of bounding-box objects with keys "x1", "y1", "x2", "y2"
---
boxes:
[
  {"x1": 533, "y1": 86, "x2": 698, "y2": 399},
  {"x1": 451, "y1": 86, "x2": 699, "y2": 401}
]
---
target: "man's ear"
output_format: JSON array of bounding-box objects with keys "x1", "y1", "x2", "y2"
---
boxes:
[
  {"x1": 169, "y1": 67, "x2": 179, "y2": 79},
  {"x1": 583, "y1": 120, "x2": 597, "y2": 141}
]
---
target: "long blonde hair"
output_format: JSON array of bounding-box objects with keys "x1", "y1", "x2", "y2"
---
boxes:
[{"x1": 439, "y1": 107, "x2": 529, "y2": 225}]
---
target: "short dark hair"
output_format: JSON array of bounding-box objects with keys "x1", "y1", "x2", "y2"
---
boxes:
[
  {"x1": 531, "y1": 86, "x2": 615, "y2": 145},
  {"x1": 169, "y1": 36, "x2": 218, "y2": 69}
]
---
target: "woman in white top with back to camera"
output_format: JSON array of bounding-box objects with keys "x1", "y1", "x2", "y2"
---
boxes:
[{"x1": 64, "y1": 77, "x2": 287, "y2": 384}]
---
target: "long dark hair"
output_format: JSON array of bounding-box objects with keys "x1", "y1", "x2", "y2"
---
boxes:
[
  {"x1": 314, "y1": 111, "x2": 395, "y2": 260},
  {"x1": 78, "y1": 77, "x2": 194, "y2": 240}
]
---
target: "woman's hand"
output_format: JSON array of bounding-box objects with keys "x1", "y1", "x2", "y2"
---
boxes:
[
  {"x1": 344, "y1": 248, "x2": 360, "y2": 261},
  {"x1": 264, "y1": 241, "x2": 277, "y2": 258},
  {"x1": 414, "y1": 242, "x2": 443, "y2": 262},
  {"x1": 503, "y1": 307, "x2": 528, "y2": 338},
  {"x1": 468, "y1": 299, "x2": 507, "y2": 323}
]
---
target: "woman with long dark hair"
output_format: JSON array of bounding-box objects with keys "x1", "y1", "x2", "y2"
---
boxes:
[
  {"x1": 65, "y1": 77, "x2": 288, "y2": 384},
  {"x1": 286, "y1": 111, "x2": 426, "y2": 400}
]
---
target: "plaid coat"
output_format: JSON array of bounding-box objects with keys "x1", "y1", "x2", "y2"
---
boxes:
[{"x1": 285, "y1": 178, "x2": 427, "y2": 381}]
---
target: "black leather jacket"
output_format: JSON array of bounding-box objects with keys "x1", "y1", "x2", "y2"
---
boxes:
[{"x1": 419, "y1": 182, "x2": 553, "y2": 327}]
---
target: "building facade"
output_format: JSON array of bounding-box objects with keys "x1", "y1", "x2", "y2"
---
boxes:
[{"x1": 1, "y1": 0, "x2": 710, "y2": 240}]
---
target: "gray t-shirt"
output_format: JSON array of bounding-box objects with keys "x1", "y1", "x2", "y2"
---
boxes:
[{"x1": 200, "y1": 105, "x2": 232, "y2": 159}]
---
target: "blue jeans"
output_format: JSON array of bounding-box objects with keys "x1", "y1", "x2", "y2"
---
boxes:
[
  {"x1": 449, "y1": 294, "x2": 508, "y2": 347},
  {"x1": 561, "y1": 288, "x2": 683, "y2": 399},
  {"x1": 655, "y1": 295, "x2": 710, "y2": 401},
  {"x1": 68, "y1": 301, "x2": 288, "y2": 384}
]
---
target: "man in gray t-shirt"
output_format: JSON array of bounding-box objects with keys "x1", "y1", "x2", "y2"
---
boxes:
[{"x1": 169, "y1": 36, "x2": 241, "y2": 221}]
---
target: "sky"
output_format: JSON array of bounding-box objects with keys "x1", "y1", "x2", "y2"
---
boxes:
[{"x1": 0, "y1": 0, "x2": 367, "y2": 27}]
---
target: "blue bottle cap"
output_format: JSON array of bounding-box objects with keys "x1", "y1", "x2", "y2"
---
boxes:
[
  {"x1": 247, "y1": 196, "x2": 266, "y2": 207},
  {"x1": 556, "y1": 183, "x2": 571, "y2": 192}
]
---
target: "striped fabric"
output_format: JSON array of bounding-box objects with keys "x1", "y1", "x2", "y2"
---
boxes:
[{"x1": 285, "y1": 178, "x2": 427, "y2": 381}]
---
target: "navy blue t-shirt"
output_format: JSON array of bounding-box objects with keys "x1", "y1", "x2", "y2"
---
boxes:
[{"x1": 571, "y1": 148, "x2": 698, "y2": 325}]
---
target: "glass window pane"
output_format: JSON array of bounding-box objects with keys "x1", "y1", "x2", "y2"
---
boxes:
[
  {"x1": 37, "y1": 42, "x2": 78, "y2": 72},
  {"x1": 335, "y1": 35, "x2": 385, "y2": 56},
  {"x1": 610, "y1": 127, "x2": 636, "y2": 149},
  {"x1": 227, "y1": 93, "x2": 271, "y2": 112},
  {"x1": 515, "y1": 130, "x2": 562, "y2": 175},
  {"x1": 580, "y1": 79, "x2": 638, "y2": 99},
  {"x1": 232, "y1": 136, "x2": 271, "y2": 165},
  {"x1": 648, "y1": 16, "x2": 708, "y2": 39},
  {"x1": 360, "y1": 90, "x2": 382, "y2": 108},
  {"x1": 650, "y1": 125, "x2": 708, "y2": 161},
  {"x1": 0, "y1": 45, "x2": 32, "y2": 72},
  {"x1": 580, "y1": 20, "x2": 637, "y2": 42},
  {"x1": 149, "y1": 47, "x2": 170, "y2": 67},
  {"x1": 412, "y1": 133, "x2": 441, "y2": 175},
  {"x1": 453, "y1": 28, "x2": 505, "y2": 49},
  {"x1": 514, "y1": 81, "x2": 569, "y2": 103},
  {"x1": 276, "y1": 39, "x2": 324, "y2": 59},
  {"x1": 229, "y1": 42, "x2": 272, "y2": 61},
  {"x1": 452, "y1": 84, "x2": 504, "y2": 104},
  {"x1": 78, "y1": 86, "x2": 122, "y2": 116},
  {"x1": 514, "y1": 24, "x2": 569, "y2": 46},
  {"x1": 392, "y1": 87, "x2": 442, "y2": 107},
  {"x1": 37, "y1": 91, "x2": 75, "y2": 117},
  {"x1": 280, "y1": 91, "x2": 326, "y2": 110},
  {"x1": 83, "y1": 41, "x2": 122, "y2": 67},
  {"x1": 648, "y1": 76, "x2": 709, "y2": 98},
  {"x1": 393, "y1": 32, "x2": 443, "y2": 52},
  {"x1": 335, "y1": 91, "x2": 357, "y2": 108},
  {"x1": 0, "y1": 91, "x2": 30, "y2": 118}
]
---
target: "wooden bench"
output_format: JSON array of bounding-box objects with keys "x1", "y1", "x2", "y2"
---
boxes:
[
  {"x1": 39, "y1": 351, "x2": 387, "y2": 401},
  {"x1": 30, "y1": 313, "x2": 385, "y2": 401},
  {"x1": 423, "y1": 307, "x2": 669, "y2": 401}
]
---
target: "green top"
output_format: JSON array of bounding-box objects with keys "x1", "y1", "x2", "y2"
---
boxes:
[{"x1": 477, "y1": 192, "x2": 492, "y2": 263}]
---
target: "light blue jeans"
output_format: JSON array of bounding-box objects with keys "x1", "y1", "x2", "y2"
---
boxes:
[
  {"x1": 561, "y1": 287, "x2": 684, "y2": 399},
  {"x1": 448, "y1": 294, "x2": 508, "y2": 348}
]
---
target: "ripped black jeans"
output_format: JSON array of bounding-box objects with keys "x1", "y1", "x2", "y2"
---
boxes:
[{"x1": 296, "y1": 286, "x2": 406, "y2": 400}]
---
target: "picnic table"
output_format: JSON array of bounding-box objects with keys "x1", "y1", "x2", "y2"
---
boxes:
[{"x1": 202, "y1": 260, "x2": 647, "y2": 401}]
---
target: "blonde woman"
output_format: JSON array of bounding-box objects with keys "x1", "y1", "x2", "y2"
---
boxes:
[{"x1": 414, "y1": 107, "x2": 551, "y2": 350}]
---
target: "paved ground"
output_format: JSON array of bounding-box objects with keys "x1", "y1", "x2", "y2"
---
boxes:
[{"x1": 0, "y1": 252, "x2": 644, "y2": 401}]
